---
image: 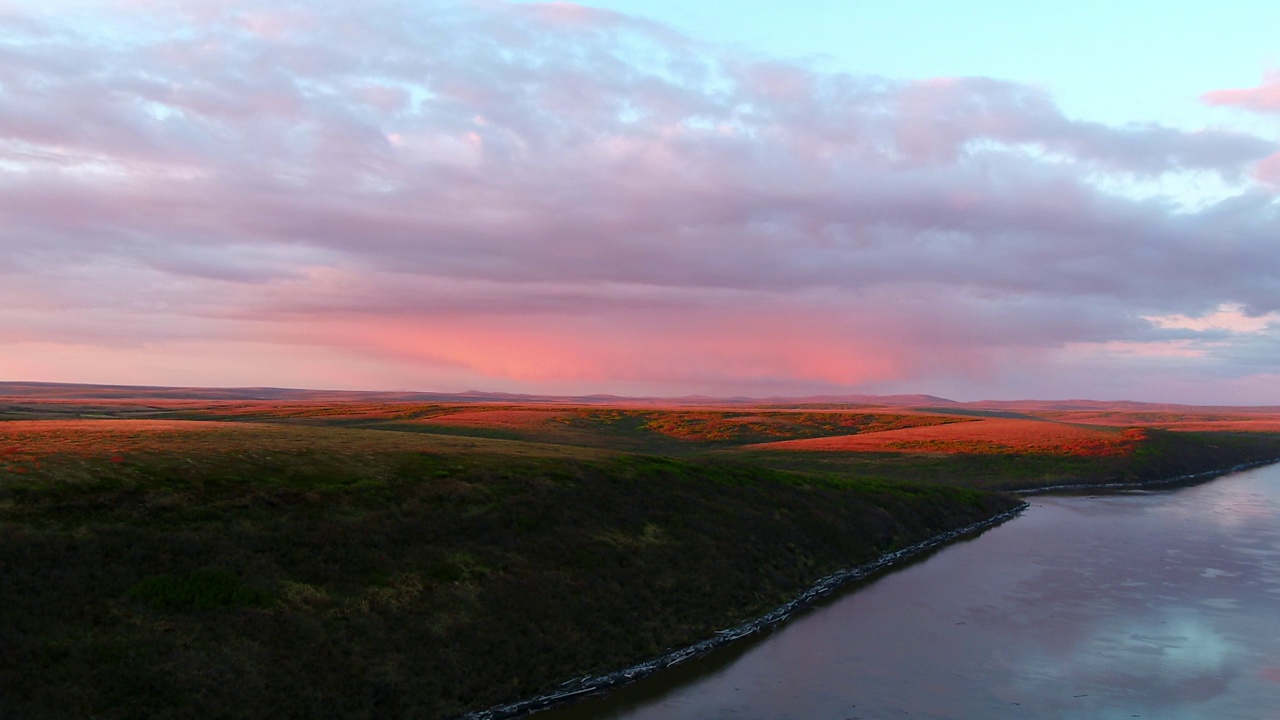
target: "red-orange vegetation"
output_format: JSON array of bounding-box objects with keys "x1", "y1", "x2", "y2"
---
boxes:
[
  {"x1": 634, "y1": 410, "x2": 962, "y2": 442},
  {"x1": 0, "y1": 418, "x2": 607, "y2": 464},
  {"x1": 1159, "y1": 419, "x2": 1280, "y2": 432},
  {"x1": 746, "y1": 417, "x2": 1148, "y2": 456},
  {"x1": 174, "y1": 401, "x2": 449, "y2": 422},
  {"x1": 1032, "y1": 410, "x2": 1280, "y2": 431},
  {"x1": 640, "y1": 413, "x2": 796, "y2": 441},
  {"x1": 0, "y1": 419, "x2": 244, "y2": 458},
  {"x1": 1036, "y1": 411, "x2": 1199, "y2": 426},
  {"x1": 411, "y1": 407, "x2": 965, "y2": 445},
  {"x1": 412, "y1": 409, "x2": 571, "y2": 430}
]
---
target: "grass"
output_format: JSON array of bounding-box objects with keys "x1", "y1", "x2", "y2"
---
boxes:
[
  {"x1": 127, "y1": 569, "x2": 275, "y2": 611},
  {"x1": 730, "y1": 427, "x2": 1280, "y2": 491},
  {"x1": 0, "y1": 421, "x2": 1018, "y2": 719},
  {"x1": 4, "y1": 394, "x2": 1280, "y2": 718},
  {"x1": 385, "y1": 406, "x2": 971, "y2": 456},
  {"x1": 742, "y1": 417, "x2": 1147, "y2": 456}
]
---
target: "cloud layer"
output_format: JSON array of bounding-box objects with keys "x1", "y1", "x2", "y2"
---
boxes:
[{"x1": 2, "y1": 1, "x2": 1279, "y2": 401}]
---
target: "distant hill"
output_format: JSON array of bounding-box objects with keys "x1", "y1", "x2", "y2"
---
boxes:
[
  {"x1": 954, "y1": 398, "x2": 1280, "y2": 413},
  {"x1": 0, "y1": 382, "x2": 554, "y2": 404},
  {"x1": 0, "y1": 382, "x2": 959, "y2": 407},
  {"x1": 4, "y1": 381, "x2": 1279, "y2": 412},
  {"x1": 757, "y1": 394, "x2": 959, "y2": 407}
]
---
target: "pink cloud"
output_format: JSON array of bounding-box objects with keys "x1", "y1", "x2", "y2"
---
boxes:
[
  {"x1": 237, "y1": 8, "x2": 317, "y2": 39},
  {"x1": 1254, "y1": 151, "x2": 1280, "y2": 187},
  {"x1": 519, "y1": 2, "x2": 613, "y2": 27},
  {"x1": 1202, "y1": 71, "x2": 1280, "y2": 113},
  {"x1": 325, "y1": 310, "x2": 913, "y2": 390}
]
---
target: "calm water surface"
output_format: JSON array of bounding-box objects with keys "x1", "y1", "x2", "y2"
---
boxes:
[{"x1": 544, "y1": 463, "x2": 1280, "y2": 720}]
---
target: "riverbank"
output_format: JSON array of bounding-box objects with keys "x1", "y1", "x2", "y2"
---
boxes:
[
  {"x1": 1017, "y1": 455, "x2": 1280, "y2": 495},
  {"x1": 731, "y1": 427, "x2": 1280, "y2": 493},
  {"x1": 461, "y1": 443, "x2": 1280, "y2": 719},
  {"x1": 524, "y1": 462, "x2": 1280, "y2": 720},
  {"x1": 461, "y1": 503, "x2": 1026, "y2": 720}
]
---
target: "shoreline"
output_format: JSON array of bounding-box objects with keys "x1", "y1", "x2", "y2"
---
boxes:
[
  {"x1": 461, "y1": 455, "x2": 1280, "y2": 720},
  {"x1": 1014, "y1": 456, "x2": 1280, "y2": 495},
  {"x1": 460, "y1": 504, "x2": 1027, "y2": 720}
]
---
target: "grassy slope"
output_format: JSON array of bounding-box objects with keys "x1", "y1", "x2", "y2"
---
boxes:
[
  {"x1": 6, "y1": 400, "x2": 1280, "y2": 718},
  {"x1": 0, "y1": 419, "x2": 1018, "y2": 720},
  {"x1": 729, "y1": 427, "x2": 1280, "y2": 491},
  {"x1": 157, "y1": 402, "x2": 973, "y2": 455}
]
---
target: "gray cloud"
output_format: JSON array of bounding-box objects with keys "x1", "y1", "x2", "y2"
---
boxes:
[{"x1": 2, "y1": 0, "x2": 1280, "y2": 398}]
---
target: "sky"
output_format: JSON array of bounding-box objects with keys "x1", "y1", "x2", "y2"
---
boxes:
[{"x1": 2, "y1": 0, "x2": 1280, "y2": 403}]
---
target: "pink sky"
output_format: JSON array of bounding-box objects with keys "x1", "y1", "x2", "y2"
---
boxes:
[{"x1": 3, "y1": 1, "x2": 1280, "y2": 403}]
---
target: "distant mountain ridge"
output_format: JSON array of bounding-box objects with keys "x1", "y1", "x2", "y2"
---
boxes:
[
  {"x1": 3, "y1": 381, "x2": 1279, "y2": 411},
  {"x1": 758, "y1": 394, "x2": 959, "y2": 407},
  {"x1": 0, "y1": 382, "x2": 953, "y2": 406}
]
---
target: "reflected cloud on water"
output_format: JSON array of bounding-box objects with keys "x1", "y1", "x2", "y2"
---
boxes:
[
  {"x1": 1013, "y1": 609, "x2": 1241, "y2": 716},
  {"x1": 1002, "y1": 472, "x2": 1280, "y2": 718}
]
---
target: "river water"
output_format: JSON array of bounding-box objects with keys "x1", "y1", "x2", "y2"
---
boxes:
[{"x1": 544, "y1": 463, "x2": 1280, "y2": 720}]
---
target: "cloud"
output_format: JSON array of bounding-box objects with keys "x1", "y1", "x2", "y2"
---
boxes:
[
  {"x1": 1201, "y1": 71, "x2": 1280, "y2": 114},
  {"x1": 2, "y1": 0, "x2": 1280, "y2": 400}
]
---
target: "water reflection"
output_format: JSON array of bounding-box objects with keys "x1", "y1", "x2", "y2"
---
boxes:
[{"x1": 544, "y1": 464, "x2": 1280, "y2": 720}]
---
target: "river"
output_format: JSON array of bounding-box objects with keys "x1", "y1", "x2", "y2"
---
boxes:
[{"x1": 542, "y1": 463, "x2": 1280, "y2": 720}]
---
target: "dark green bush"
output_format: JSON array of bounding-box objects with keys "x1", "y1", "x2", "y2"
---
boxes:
[{"x1": 126, "y1": 569, "x2": 274, "y2": 611}]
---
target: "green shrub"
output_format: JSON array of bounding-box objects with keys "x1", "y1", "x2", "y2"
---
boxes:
[{"x1": 126, "y1": 569, "x2": 273, "y2": 611}]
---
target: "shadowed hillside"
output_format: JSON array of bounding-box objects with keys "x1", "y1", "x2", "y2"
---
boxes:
[{"x1": 0, "y1": 417, "x2": 1015, "y2": 719}]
